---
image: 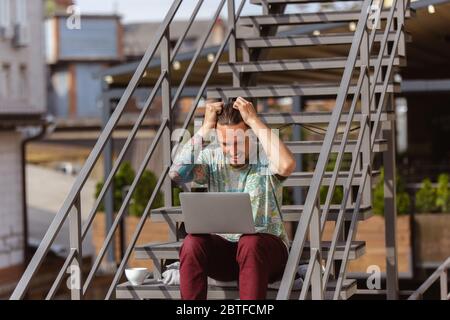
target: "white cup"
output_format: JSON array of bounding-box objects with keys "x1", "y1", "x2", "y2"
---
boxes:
[{"x1": 125, "y1": 267, "x2": 149, "y2": 286}]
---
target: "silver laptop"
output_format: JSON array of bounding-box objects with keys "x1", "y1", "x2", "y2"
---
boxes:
[{"x1": 180, "y1": 192, "x2": 256, "y2": 234}]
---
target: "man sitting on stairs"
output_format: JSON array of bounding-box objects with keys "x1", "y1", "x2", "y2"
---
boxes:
[{"x1": 169, "y1": 96, "x2": 296, "y2": 300}]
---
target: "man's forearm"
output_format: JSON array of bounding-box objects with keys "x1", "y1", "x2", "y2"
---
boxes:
[
  {"x1": 169, "y1": 131, "x2": 206, "y2": 183},
  {"x1": 248, "y1": 118, "x2": 296, "y2": 177}
]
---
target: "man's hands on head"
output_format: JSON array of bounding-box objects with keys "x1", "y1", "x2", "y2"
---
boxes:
[
  {"x1": 204, "y1": 100, "x2": 223, "y2": 129},
  {"x1": 233, "y1": 97, "x2": 296, "y2": 177},
  {"x1": 232, "y1": 97, "x2": 260, "y2": 128},
  {"x1": 199, "y1": 100, "x2": 223, "y2": 137},
  {"x1": 202, "y1": 97, "x2": 258, "y2": 131}
]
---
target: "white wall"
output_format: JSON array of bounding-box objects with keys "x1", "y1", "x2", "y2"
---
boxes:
[
  {"x1": 0, "y1": 0, "x2": 46, "y2": 270},
  {"x1": 0, "y1": 0, "x2": 46, "y2": 114},
  {"x1": 0, "y1": 132, "x2": 23, "y2": 269}
]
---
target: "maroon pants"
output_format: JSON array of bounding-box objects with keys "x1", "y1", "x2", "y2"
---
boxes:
[{"x1": 179, "y1": 232, "x2": 288, "y2": 300}]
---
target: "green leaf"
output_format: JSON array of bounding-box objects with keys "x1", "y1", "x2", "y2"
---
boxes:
[{"x1": 415, "y1": 178, "x2": 437, "y2": 213}]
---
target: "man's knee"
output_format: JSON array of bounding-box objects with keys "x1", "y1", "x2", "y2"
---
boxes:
[
  {"x1": 236, "y1": 234, "x2": 266, "y2": 261},
  {"x1": 180, "y1": 234, "x2": 210, "y2": 258}
]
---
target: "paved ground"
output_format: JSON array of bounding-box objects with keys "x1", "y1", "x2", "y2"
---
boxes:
[{"x1": 26, "y1": 164, "x2": 97, "y2": 257}]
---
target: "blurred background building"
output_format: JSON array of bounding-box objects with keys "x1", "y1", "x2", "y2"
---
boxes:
[{"x1": 0, "y1": 0, "x2": 46, "y2": 286}]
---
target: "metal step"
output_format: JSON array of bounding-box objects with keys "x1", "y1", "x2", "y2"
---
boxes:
[
  {"x1": 237, "y1": 32, "x2": 411, "y2": 49},
  {"x1": 259, "y1": 111, "x2": 395, "y2": 125},
  {"x1": 207, "y1": 83, "x2": 399, "y2": 99},
  {"x1": 134, "y1": 240, "x2": 366, "y2": 261},
  {"x1": 238, "y1": 9, "x2": 413, "y2": 27},
  {"x1": 218, "y1": 56, "x2": 406, "y2": 74},
  {"x1": 286, "y1": 139, "x2": 387, "y2": 154},
  {"x1": 116, "y1": 278, "x2": 357, "y2": 300},
  {"x1": 150, "y1": 204, "x2": 373, "y2": 223},
  {"x1": 196, "y1": 112, "x2": 395, "y2": 125},
  {"x1": 285, "y1": 170, "x2": 380, "y2": 187}
]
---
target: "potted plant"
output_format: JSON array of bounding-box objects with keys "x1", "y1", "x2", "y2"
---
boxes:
[{"x1": 414, "y1": 174, "x2": 450, "y2": 268}]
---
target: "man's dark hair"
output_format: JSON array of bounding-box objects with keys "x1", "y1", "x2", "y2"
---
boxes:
[{"x1": 217, "y1": 98, "x2": 246, "y2": 126}]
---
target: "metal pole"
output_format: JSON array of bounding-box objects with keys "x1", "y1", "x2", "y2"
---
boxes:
[
  {"x1": 440, "y1": 269, "x2": 448, "y2": 300},
  {"x1": 161, "y1": 27, "x2": 174, "y2": 240},
  {"x1": 383, "y1": 93, "x2": 399, "y2": 300},
  {"x1": 227, "y1": 0, "x2": 240, "y2": 87},
  {"x1": 119, "y1": 186, "x2": 130, "y2": 262},
  {"x1": 396, "y1": 0, "x2": 406, "y2": 57},
  {"x1": 309, "y1": 198, "x2": 323, "y2": 299},
  {"x1": 293, "y1": 96, "x2": 303, "y2": 205},
  {"x1": 102, "y1": 88, "x2": 116, "y2": 267},
  {"x1": 69, "y1": 195, "x2": 83, "y2": 299},
  {"x1": 360, "y1": 27, "x2": 372, "y2": 208}
]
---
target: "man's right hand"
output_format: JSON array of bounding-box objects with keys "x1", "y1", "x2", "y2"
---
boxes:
[{"x1": 202, "y1": 101, "x2": 223, "y2": 130}]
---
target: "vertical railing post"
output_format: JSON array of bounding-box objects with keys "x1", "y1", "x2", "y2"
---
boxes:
[
  {"x1": 292, "y1": 96, "x2": 303, "y2": 243},
  {"x1": 119, "y1": 185, "x2": 130, "y2": 261},
  {"x1": 101, "y1": 88, "x2": 116, "y2": 268},
  {"x1": 309, "y1": 198, "x2": 323, "y2": 299},
  {"x1": 227, "y1": 0, "x2": 241, "y2": 87},
  {"x1": 359, "y1": 26, "x2": 372, "y2": 209},
  {"x1": 333, "y1": 189, "x2": 353, "y2": 279},
  {"x1": 69, "y1": 195, "x2": 83, "y2": 300},
  {"x1": 292, "y1": 96, "x2": 304, "y2": 206},
  {"x1": 440, "y1": 268, "x2": 448, "y2": 300},
  {"x1": 396, "y1": 0, "x2": 406, "y2": 56},
  {"x1": 383, "y1": 93, "x2": 399, "y2": 300},
  {"x1": 161, "y1": 27, "x2": 174, "y2": 240}
]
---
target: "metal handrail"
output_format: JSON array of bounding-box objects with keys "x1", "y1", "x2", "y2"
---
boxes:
[
  {"x1": 277, "y1": 0, "x2": 407, "y2": 299},
  {"x1": 323, "y1": 4, "x2": 406, "y2": 299},
  {"x1": 326, "y1": 0, "x2": 397, "y2": 220},
  {"x1": 82, "y1": 119, "x2": 168, "y2": 294},
  {"x1": 319, "y1": 66, "x2": 369, "y2": 232},
  {"x1": 322, "y1": 0, "x2": 405, "y2": 297},
  {"x1": 326, "y1": 24, "x2": 405, "y2": 301},
  {"x1": 106, "y1": 165, "x2": 170, "y2": 299},
  {"x1": 408, "y1": 257, "x2": 450, "y2": 300},
  {"x1": 276, "y1": 0, "x2": 374, "y2": 299},
  {"x1": 81, "y1": 71, "x2": 166, "y2": 242},
  {"x1": 322, "y1": 1, "x2": 406, "y2": 299},
  {"x1": 319, "y1": 0, "x2": 396, "y2": 231},
  {"x1": 322, "y1": 114, "x2": 369, "y2": 291}
]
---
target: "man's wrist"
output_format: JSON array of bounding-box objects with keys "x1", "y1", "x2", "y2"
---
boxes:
[
  {"x1": 247, "y1": 116, "x2": 263, "y2": 129},
  {"x1": 198, "y1": 124, "x2": 214, "y2": 138}
]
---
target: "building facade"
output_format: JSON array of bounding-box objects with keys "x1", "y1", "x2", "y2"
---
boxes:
[
  {"x1": 46, "y1": 14, "x2": 124, "y2": 119},
  {"x1": 0, "y1": 0, "x2": 46, "y2": 274}
]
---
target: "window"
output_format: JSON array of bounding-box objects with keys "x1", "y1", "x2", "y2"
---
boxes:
[
  {"x1": 15, "y1": 0, "x2": 27, "y2": 26},
  {"x1": 19, "y1": 64, "x2": 27, "y2": 95},
  {"x1": 13, "y1": 0, "x2": 28, "y2": 46},
  {"x1": 0, "y1": 64, "x2": 12, "y2": 99},
  {"x1": 0, "y1": 0, "x2": 12, "y2": 38}
]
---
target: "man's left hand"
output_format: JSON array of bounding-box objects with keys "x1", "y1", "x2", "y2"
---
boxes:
[{"x1": 232, "y1": 97, "x2": 259, "y2": 127}]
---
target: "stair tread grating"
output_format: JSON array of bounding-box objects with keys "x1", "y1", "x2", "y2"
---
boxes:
[
  {"x1": 238, "y1": 9, "x2": 414, "y2": 26},
  {"x1": 116, "y1": 278, "x2": 357, "y2": 300}
]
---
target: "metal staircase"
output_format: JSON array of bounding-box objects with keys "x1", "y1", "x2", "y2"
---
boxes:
[{"x1": 11, "y1": 0, "x2": 411, "y2": 300}]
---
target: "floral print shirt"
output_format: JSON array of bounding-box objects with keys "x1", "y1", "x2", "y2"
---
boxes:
[{"x1": 169, "y1": 133, "x2": 290, "y2": 253}]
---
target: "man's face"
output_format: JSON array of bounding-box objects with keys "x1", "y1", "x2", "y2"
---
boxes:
[{"x1": 216, "y1": 121, "x2": 250, "y2": 167}]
